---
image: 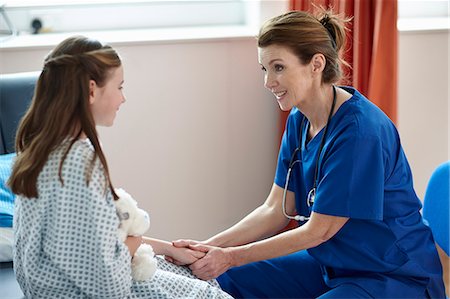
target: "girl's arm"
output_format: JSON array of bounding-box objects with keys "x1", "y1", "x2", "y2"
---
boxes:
[
  {"x1": 143, "y1": 237, "x2": 205, "y2": 265},
  {"x1": 124, "y1": 236, "x2": 142, "y2": 256}
]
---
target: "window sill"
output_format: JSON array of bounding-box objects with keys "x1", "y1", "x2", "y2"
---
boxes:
[
  {"x1": 0, "y1": 25, "x2": 258, "y2": 51},
  {"x1": 397, "y1": 17, "x2": 450, "y2": 33}
]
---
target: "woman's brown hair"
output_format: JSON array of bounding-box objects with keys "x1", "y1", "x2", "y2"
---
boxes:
[
  {"x1": 8, "y1": 35, "x2": 120, "y2": 200},
  {"x1": 257, "y1": 8, "x2": 351, "y2": 84}
]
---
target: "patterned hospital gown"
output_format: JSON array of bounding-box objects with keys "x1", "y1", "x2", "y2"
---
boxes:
[{"x1": 13, "y1": 139, "x2": 232, "y2": 299}]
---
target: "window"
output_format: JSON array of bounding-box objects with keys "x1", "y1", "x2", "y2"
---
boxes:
[
  {"x1": 397, "y1": 0, "x2": 449, "y2": 31},
  {"x1": 1, "y1": 0, "x2": 252, "y2": 36}
]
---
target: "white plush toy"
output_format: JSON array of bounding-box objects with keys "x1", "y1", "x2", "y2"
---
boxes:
[{"x1": 114, "y1": 188, "x2": 157, "y2": 281}]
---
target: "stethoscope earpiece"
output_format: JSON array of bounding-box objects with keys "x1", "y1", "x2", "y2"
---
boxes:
[{"x1": 294, "y1": 215, "x2": 309, "y2": 222}]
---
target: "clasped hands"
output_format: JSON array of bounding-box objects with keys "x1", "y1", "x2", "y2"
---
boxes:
[{"x1": 165, "y1": 240, "x2": 234, "y2": 281}]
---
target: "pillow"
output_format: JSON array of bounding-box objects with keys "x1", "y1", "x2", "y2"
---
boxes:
[{"x1": 0, "y1": 153, "x2": 16, "y2": 228}]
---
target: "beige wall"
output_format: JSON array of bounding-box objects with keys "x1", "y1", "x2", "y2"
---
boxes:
[
  {"x1": 398, "y1": 29, "x2": 450, "y2": 201},
  {"x1": 1, "y1": 27, "x2": 448, "y2": 241}
]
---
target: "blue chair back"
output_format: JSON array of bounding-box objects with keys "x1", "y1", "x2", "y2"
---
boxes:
[
  {"x1": 423, "y1": 161, "x2": 450, "y2": 298},
  {"x1": 0, "y1": 72, "x2": 39, "y2": 155},
  {"x1": 423, "y1": 161, "x2": 450, "y2": 255}
]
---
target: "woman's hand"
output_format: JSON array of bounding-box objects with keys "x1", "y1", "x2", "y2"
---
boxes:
[
  {"x1": 188, "y1": 244, "x2": 235, "y2": 281},
  {"x1": 124, "y1": 236, "x2": 142, "y2": 257}
]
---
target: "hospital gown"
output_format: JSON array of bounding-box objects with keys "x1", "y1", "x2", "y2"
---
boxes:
[{"x1": 13, "y1": 139, "x2": 232, "y2": 299}]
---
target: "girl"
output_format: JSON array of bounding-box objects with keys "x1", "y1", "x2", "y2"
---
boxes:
[{"x1": 9, "y1": 35, "x2": 232, "y2": 299}]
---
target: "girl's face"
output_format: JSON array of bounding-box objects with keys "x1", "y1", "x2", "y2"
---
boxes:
[
  {"x1": 258, "y1": 44, "x2": 315, "y2": 111},
  {"x1": 89, "y1": 65, "x2": 125, "y2": 127}
]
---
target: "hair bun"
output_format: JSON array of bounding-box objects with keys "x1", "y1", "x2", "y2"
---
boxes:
[
  {"x1": 319, "y1": 14, "x2": 337, "y2": 49},
  {"x1": 319, "y1": 14, "x2": 331, "y2": 26}
]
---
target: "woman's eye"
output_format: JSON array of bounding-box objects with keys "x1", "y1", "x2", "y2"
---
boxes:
[{"x1": 274, "y1": 64, "x2": 284, "y2": 72}]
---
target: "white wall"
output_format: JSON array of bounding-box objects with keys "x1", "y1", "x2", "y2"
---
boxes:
[
  {"x1": 1, "y1": 26, "x2": 448, "y2": 241},
  {"x1": 398, "y1": 29, "x2": 449, "y2": 200}
]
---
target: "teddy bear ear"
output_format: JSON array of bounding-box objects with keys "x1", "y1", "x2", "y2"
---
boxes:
[{"x1": 117, "y1": 211, "x2": 130, "y2": 221}]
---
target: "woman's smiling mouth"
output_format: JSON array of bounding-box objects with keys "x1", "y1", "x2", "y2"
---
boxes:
[{"x1": 273, "y1": 90, "x2": 287, "y2": 99}]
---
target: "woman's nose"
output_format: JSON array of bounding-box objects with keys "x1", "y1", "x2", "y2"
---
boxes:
[{"x1": 264, "y1": 73, "x2": 277, "y2": 90}]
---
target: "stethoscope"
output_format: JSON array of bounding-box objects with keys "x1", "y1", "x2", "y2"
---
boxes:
[{"x1": 282, "y1": 85, "x2": 337, "y2": 222}]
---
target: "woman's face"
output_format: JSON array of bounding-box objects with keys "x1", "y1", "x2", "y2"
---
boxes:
[
  {"x1": 90, "y1": 65, "x2": 126, "y2": 127},
  {"x1": 258, "y1": 44, "x2": 314, "y2": 111}
]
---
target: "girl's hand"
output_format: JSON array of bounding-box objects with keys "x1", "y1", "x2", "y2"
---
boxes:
[
  {"x1": 172, "y1": 239, "x2": 201, "y2": 248},
  {"x1": 166, "y1": 246, "x2": 206, "y2": 266}
]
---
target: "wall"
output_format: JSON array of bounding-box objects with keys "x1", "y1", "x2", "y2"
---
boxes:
[
  {"x1": 0, "y1": 37, "x2": 280, "y2": 241},
  {"x1": 398, "y1": 29, "x2": 449, "y2": 200},
  {"x1": 1, "y1": 26, "x2": 448, "y2": 241}
]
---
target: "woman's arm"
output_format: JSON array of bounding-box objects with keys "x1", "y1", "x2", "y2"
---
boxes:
[
  {"x1": 231, "y1": 211, "x2": 348, "y2": 265},
  {"x1": 189, "y1": 211, "x2": 348, "y2": 280},
  {"x1": 208, "y1": 183, "x2": 294, "y2": 246},
  {"x1": 175, "y1": 183, "x2": 294, "y2": 249}
]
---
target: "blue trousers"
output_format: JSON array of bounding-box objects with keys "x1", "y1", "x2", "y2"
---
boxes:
[{"x1": 217, "y1": 250, "x2": 432, "y2": 299}]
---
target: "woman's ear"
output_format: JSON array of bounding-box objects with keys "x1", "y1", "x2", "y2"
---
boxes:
[
  {"x1": 89, "y1": 80, "x2": 97, "y2": 104},
  {"x1": 311, "y1": 53, "x2": 326, "y2": 73}
]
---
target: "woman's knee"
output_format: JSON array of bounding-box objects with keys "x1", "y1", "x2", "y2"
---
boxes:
[{"x1": 218, "y1": 251, "x2": 328, "y2": 298}]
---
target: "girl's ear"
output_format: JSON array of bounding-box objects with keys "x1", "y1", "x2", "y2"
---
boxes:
[{"x1": 89, "y1": 80, "x2": 97, "y2": 104}]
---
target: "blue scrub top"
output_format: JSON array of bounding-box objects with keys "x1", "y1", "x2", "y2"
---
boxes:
[{"x1": 274, "y1": 87, "x2": 445, "y2": 298}]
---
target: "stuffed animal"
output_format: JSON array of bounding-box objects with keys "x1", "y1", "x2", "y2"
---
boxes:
[{"x1": 114, "y1": 188, "x2": 157, "y2": 281}]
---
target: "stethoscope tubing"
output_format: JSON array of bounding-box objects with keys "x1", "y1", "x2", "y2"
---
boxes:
[
  {"x1": 281, "y1": 85, "x2": 337, "y2": 222},
  {"x1": 282, "y1": 165, "x2": 309, "y2": 222}
]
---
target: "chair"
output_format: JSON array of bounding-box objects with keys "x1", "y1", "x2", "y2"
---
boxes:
[
  {"x1": 0, "y1": 71, "x2": 39, "y2": 299},
  {"x1": 423, "y1": 161, "x2": 450, "y2": 297},
  {"x1": 0, "y1": 72, "x2": 39, "y2": 155}
]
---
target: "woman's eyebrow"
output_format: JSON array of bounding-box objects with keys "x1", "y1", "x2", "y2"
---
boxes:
[{"x1": 268, "y1": 58, "x2": 283, "y2": 66}]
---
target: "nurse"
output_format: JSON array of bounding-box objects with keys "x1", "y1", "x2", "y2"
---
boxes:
[{"x1": 172, "y1": 9, "x2": 446, "y2": 298}]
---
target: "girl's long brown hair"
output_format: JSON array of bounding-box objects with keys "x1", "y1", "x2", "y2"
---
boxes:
[{"x1": 8, "y1": 35, "x2": 120, "y2": 200}]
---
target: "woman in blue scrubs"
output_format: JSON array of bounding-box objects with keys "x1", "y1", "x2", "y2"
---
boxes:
[{"x1": 172, "y1": 9, "x2": 446, "y2": 298}]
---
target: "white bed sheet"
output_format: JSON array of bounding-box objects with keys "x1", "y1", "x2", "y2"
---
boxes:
[{"x1": 0, "y1": 227, "x2": 13, "y2": 262}]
